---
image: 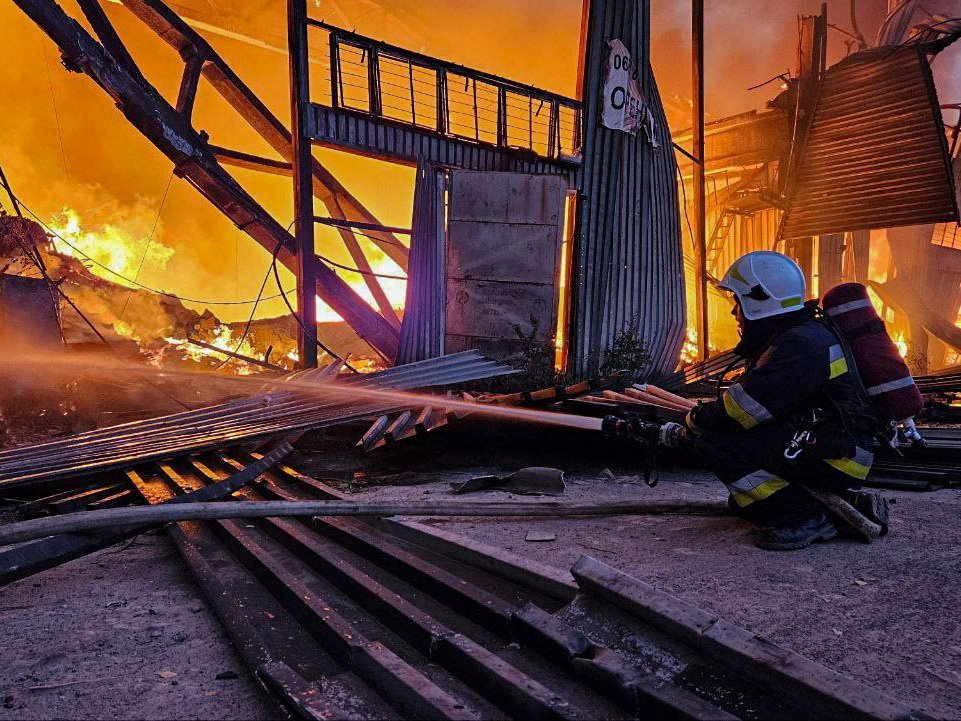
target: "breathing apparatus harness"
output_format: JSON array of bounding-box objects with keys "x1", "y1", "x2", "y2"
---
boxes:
[{"x1": 781, "y1": 308, "x2": 908, "y2": 464}]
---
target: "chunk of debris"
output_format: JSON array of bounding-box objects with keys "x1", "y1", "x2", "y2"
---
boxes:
[
  {"x1": 450, "y1": 467, "x2": 565, "y2": 495},
  {"x1": 525, "y1": 530, "x2": 557, "y2": 542}
]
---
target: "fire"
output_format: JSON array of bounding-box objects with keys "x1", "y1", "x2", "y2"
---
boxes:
[
  {"x1": 164, "y1": 324, "x2": 262, "y2": 375},
  {"x1": 114, "y1": 321, "x2": 136, "y2": 339},
  {"x1": 679, "y1": 326, "x2": 721, "y2": 366},
  {"x1": 679, "y1": 327, "x2": 699, "y2": 366},
  {"x1": 893, "y1": 331, "x2": 908, "y2": 359},
  {"x1": 315, "y1": 253, "x2": 407, "y2": 324},
  {"x1": 46, "y1": 206, "x2": 406, "y2": 352},
  {"x1": 47, "y1": 207, "x2": 174, "y2": 287}
]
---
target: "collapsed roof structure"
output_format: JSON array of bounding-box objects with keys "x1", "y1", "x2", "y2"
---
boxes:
[
  {"x1": 674, "y1": 3, "x2": 961, "y2": 367},
  {"x1": 14, "y1": 0, "x2": 685, "y2": 379}
]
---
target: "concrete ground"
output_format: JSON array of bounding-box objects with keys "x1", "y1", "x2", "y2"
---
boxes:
[
  {"x1": 368, "y1": 471, "x2": 961, "y2": 720},
  {"x1": 1, "y1": 418, "x2": 960, "y2": 719},
  {"x1": 0, "y1": 527, "x2": 276, "y2": 721}
]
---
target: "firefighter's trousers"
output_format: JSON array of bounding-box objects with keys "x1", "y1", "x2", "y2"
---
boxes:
[{"x1": 693, "y1": 420, "x2": 864, "y2": 527}]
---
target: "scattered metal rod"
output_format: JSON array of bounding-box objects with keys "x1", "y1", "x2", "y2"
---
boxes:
[
  {"x1": 311, "y1": 216, "x2": 412, "y2": 235},
  {"x1": 0, "y1": 444, "x2": 292, "y2": 584},
  {"x1": 185, "y1": 337, "x2": 288, "y2": 373},
  {"x1": 0, "y1": 499, "x2": 731, "y2": 545},
  {"x1": 0, "y1": 352, "x2": 514, "y2": 489}
]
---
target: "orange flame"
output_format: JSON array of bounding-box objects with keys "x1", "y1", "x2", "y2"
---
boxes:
[{"x1": 47, "y1": 207, "x2": 174, "y2": 286}]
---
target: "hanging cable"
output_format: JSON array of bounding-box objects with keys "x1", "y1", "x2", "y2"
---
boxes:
[
  {"x1": 119, "y1": 171, "x2": 174, "y2": 320},
  {"x1": 14, "y1": 196, "x2": 297, "y2": 306},
  {"x1": 269, "y1": 239, "x2": 360, "y2": 373},
  {"x1": 210, "y1": 241, "x2": 278, "y2": 372},
  {"x1": 42, "y1": 37, "x2": 70, "y2": 180},
  {"x1": 675, "y1": 161, "x2": 697, "y2": 255}
]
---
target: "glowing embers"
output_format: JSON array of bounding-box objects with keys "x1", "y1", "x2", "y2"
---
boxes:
[
  {"x1": 164, "y1": 325, "x2": 262, "y2": 375},
  {"x1": 679, "y1": 328, "x2": 699, "y2": 366}
]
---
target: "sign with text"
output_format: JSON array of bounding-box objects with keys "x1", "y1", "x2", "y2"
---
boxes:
[{"x1": 601, "y1": 39, "x2": 657, "y2": 146}]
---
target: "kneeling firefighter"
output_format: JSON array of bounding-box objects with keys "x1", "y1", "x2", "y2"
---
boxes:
[{"x1": 612, "y1": 251, "x2": 916, "y2": 550}]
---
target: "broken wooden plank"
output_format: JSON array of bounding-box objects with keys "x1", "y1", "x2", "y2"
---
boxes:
[
  {"x1": 571, "y1": 555, "x2": 921, "y2": 720},
  {"x1": 0, "y1": 444, "x2": 292, "y2": 585}
]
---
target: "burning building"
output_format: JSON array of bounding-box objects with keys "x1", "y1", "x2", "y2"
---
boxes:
[{"x1": 2, "y1": 0, "x2": 961, "y2": 383}]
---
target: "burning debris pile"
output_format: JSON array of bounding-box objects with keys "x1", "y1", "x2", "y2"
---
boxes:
[
  {"x1": 0, "y1": 213, "x2": 383, "y2": 376},
  {"x1": 0, "y1": 213, "x2": 381, "y2": 444}
]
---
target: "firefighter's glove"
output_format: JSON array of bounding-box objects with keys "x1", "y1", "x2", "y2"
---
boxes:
[{"x1": 658, "y1": 422, "x2": 688, "y2": 449}]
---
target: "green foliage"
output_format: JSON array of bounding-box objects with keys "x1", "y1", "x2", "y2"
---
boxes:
[
  {"x1": 464, "y1": 315, "x2": 650, "y2": 395},
  {"x1": 600, "y1": 316, "x2": 651, "y2": 387},
  {"x1": 507, "y1": 314, "x2": 561, "y2": 390}
]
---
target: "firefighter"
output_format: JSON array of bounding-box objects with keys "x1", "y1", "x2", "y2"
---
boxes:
[{"x1": 685, "y1": 250, "x2": 888, "y2": 550}]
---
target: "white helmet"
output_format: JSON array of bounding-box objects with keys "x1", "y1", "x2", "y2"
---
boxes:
[{"x1": 719, "y1": 251, "x2": 806, "y2": 321}]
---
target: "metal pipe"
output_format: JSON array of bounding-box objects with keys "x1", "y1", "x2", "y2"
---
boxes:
[
  {"x1": 288, "y1": 0, "x2": 318, "y2": 368},
  {"x1": 692, "y1": 0, "x2": 708, "y2": 361},
  {"x1": 0, "y1": 499, "x2": 732, "y2": 545}
]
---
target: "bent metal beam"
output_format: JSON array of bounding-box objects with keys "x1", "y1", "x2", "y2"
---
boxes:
[{"x1": 12, "y1": 0, "x2": 400, "y2": 361}]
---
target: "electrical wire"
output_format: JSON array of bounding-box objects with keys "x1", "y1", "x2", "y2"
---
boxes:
[
  {"x1": 211, "y1": 238, "x2": 280, "y2": 372},
  {"x1": 42, "y1": 36, "x2": 70, "y2": 180},
  {"x1": 269, "y1": 239, "x2": 360, "y2": 373},
  {"x1": 14, "y1": 196, "x2": 297, "y2": 306},
  {"x1": 675, "y1": 161, "x2": 697, "y2": 255},
  {"x1": 119, "y1": 171, "x2": 174, "y2": 320},
  {"x1": 315, "y1": 252, "x2": 407, "y2": 280}
]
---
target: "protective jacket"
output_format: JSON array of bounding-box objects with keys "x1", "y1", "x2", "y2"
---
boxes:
[{"x1": 687, "y1": 307, "x2": 876, "y2": 508}]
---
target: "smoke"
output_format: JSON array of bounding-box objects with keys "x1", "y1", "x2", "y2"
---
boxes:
[{"x1": 1, "y1": 0, "x2": 959, "y2": 335}]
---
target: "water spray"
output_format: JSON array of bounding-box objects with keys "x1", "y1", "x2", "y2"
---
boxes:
[{"x1": 0, "y1": 351, "x2": 605, "y2": 433}]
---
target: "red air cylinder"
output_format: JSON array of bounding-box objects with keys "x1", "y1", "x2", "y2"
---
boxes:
[{"x1": 822, "y1": 283, "x2": 923, "y2": 421}]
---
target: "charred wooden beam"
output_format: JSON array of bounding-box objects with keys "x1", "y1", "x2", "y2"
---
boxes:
[
  {"x1": 13, "y1": 0, "x2": 400, "y2": 360},
  {"x1": 116, "y1": 0, "x2": 409, "y2": 272},
  {"x1": 74, "y1": 0, "x2": 144, "y2": 86},
  {"x1": 209, "y1": 145, "x2": 292, "y2": 176},
  {"x1": 175, "y1": 48, "x2": 204, "y2": 117}
]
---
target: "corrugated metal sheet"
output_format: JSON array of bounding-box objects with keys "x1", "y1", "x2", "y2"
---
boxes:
[
  {"x1": 311, "y1": 106, "x2": 573, "y2": 176},
  {"x1": 570, "y1": 0, "x2": 685, "y2": 377},
  {"x1": 396, "y1": 161, "x2": 446, "y2": 364},
  {"x1": 780, "y1": 45, "x2": 959, "y2": 240}
]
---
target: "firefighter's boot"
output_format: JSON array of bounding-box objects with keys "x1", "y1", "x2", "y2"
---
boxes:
[{"x1": 756, "y1": 512, "x2": 838, "y2": 551}]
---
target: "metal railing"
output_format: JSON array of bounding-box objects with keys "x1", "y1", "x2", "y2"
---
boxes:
[{"x1": 306, "y1": 20, "x2": 582, "y2": 162}]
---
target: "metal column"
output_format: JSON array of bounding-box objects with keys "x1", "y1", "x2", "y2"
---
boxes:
[
  {"x1": 288, "y1": 0, "x2": 318, "y2": 368},
  {"x1": 692, "y1": 0, "x2": 708, "y2": 361}
]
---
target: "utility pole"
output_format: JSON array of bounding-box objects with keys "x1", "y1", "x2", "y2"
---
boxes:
[
  {"x1": 692, "y1": 0, "x2": 708, "y2": 360},
  {"x1": 288, "y1": 0, "x2": 318, "y2": 368}
]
